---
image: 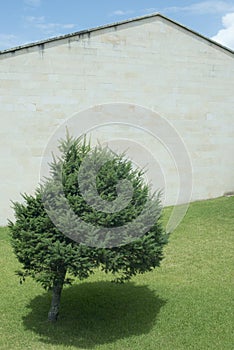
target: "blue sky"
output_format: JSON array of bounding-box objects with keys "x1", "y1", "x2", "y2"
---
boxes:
[{"x1": 1, "y1": 0, "x2": 234, "y2": 51}]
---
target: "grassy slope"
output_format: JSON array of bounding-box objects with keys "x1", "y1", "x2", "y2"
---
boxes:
[{"x1": 0, "y1": 196, "x2": 233, "y2": 350}]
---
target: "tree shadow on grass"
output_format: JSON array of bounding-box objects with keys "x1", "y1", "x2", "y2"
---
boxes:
[{"x1": 23, "y1": 281, "x2": 166, "y2": 348}]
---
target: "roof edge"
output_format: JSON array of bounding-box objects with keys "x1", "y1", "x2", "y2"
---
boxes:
[{"x1": 0, "y1": 12, "x2": 233, "y2": 56}]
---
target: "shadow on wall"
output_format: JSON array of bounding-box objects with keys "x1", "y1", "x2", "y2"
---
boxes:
[{"x1": 22, "y1": 281, "x2": 166, "y2": 348}]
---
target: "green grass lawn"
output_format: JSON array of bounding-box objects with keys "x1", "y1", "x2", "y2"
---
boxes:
[{"x1": 0, "y1": 196, "x2": 233, "y2": 350}]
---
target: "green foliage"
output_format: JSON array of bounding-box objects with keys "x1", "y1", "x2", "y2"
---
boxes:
[{"x1": 8, "y1": 134, "x2": 168, "y2": 290}]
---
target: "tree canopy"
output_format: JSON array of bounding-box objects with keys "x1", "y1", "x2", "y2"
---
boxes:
[{"x1": 9, "y1": 134, "x2": 168, "y2": 322}]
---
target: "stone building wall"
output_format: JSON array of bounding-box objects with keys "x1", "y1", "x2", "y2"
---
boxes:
[{"x1": 0, "y1": 14, "x2": 233, "y2": 224}]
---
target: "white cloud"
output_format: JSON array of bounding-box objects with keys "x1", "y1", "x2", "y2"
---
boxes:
[
  {"x1": 63, "y1": 24, "x2": 76, "y2": 29},
  {"x1": 36, "y1": 22, "x2": 76, "y2": 35},
  {"x1": 144, "y1": 8, "x2": 158, "y2": 13},
  {"x1": 0, "y1": 34, "x2": 19, "y2": 50},
  {"x1": 211, "y1": 12, "x2": 234, "y2": 49},
  {"x1": 110, "y1": 9, "x2": 135, "y2": 16},
  {"x1": 24, "y1": 16, "x2": 76, "y2": 36},
  {"x1": 162, "y1": 1, "x2": 234, "y2": 15},
  {"x1": 111, "y1": 2, "x2": 234, "y2": 19},
  {"x1": 25, "y1": 16, "x2": 45, "y2": 24},
  {"x1": 24, "y1": 0, "x2": 41, "y2": 7}
]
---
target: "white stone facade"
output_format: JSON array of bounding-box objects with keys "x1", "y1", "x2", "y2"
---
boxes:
[{"x1": 0, "y1": 14, "x2": 233, "y2": 225}]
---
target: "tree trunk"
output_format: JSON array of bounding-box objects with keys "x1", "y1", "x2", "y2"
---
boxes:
[{"x1": 48, "y1": 270, "x2": 66, "y2": 322}]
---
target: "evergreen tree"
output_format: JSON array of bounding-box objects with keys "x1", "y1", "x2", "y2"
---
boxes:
[{"x1": 8, "y1": 134, "x2": 168, "y2": 322}]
